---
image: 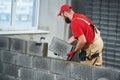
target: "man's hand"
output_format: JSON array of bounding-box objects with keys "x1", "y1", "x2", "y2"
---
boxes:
[{"x1": 67, "y1": 50, "x2": 76, "y2": 61}]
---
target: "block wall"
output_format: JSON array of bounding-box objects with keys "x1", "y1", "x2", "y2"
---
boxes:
[{"x1": 0, "y1": 37, "x2": 120, "y2": 80}]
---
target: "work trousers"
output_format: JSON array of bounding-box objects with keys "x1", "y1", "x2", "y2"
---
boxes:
[{"x1": 80, "y1": 27, "x2": 104, "y2": 66}]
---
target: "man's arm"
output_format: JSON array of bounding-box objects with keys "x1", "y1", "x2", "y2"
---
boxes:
[
  {"x1": 74, "y1": 34, "x2": 86, "y2": 52},
  {"x1": 67, "y1": 34, "x2": 86, "y2": 61},
  {"x1": 67, "y1": 36, "x2": 76, "y2": 44}
]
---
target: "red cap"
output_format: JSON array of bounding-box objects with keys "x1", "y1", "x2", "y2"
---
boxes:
[{"x1": 58, "y1": 4, "x2": 71, "y2": 16}]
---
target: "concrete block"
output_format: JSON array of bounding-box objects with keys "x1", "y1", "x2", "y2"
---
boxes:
[
  {"x1": 0, "y1": 62, "x2": 3, "y2": 73},
  {"x1": 71, "y1": 63, "x2": 92, "y2": 80},
  {"x1": 92, "y1": 67, "x2": 116, "y2": 80},
  {"x1": 0, "y1": 75, "x2": 6, "y2": 80},
  {"x1": 0, "y1": 50, "x2": 2, "y2": 61},
  {"x1": 10, "y1": 38, "x2": 26, "y2": 53},
  {"x1": 20, "y1": 68, "x2": 36, "y2": 80},
  {"x1": 3, "y1": 63, "x2": 19, "y2": 78},
  {"x1": 0, "y1": 37, "x2": 9, "y2": 50},
  {"x1": 0, "y1": 75, "x2": 16, "y2": 80},
  {"x1": 32, "y1": 57, "x2": 51, "y2": 71},
  {"x1": 49, "y1": 37, "x2": 73, "y2": 60},
  {"x1": 16, "y1": 53, "x2": 32, "y2": 68},
  {"x1": 114, "y1": 70, "x2": 120, "y2": 80},
  {"x1": 1, "y1": 51, "x2": 16, "y2": 64},
  {"x1": 42, "y1": 43, "x2": 48, "y2": 57},
  {"x1": 27, "y1": 41, "x2": 48, "y2": 57},
  {"x1": 56, "y1": 75, "x2": 74, "y2": 80},
  {"x1": 36, "y1": 71, "x2": 54, "y2": 80},
  {"x1": 51, "y1": 59, "x2": 70, "y2": 77}
]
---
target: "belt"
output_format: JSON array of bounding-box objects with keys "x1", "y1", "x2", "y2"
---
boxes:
[
  {"x1": 86, "y1": 52, "x2": 99, "y2": 61},
  {"x1": 79, "y1": 50, "x2": 99, "y2": 61}
]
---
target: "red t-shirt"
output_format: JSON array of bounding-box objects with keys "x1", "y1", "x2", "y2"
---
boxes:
[{"x1": 71, "y1": 13, "x2": 95, "y2": 44}]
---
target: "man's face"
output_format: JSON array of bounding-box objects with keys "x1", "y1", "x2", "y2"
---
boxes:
[{"x1": 61, "y1": 12, "x2": 71, "y2": 24}]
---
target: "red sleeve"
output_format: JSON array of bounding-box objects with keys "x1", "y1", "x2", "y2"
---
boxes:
[{"x1": 71, "y1": 20, "x2": 84, "y2": 39}]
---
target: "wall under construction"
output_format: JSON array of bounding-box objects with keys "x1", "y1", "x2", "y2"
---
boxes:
[{"x1": 0, "y1": 37, "x2": 120, "y2": 80}]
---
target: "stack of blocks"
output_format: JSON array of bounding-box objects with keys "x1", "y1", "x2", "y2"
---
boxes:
[{"x1": 0, "y1": 36, "x2": 120, "y2": 80}]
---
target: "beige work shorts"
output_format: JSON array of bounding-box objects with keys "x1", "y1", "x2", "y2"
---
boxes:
[{"x1": 81, "y1": 27, "x2": 104, "y2": 66}]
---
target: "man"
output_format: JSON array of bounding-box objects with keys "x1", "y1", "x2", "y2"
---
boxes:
[{"x1": 58, "y1": 4, "x2": 104, "y2": 66}]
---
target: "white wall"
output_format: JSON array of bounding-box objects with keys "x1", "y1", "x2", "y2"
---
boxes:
[
  {"x1": 2, "y1": 0, "x2": 71, "y2": 57},
  {"x1": 39, "y1": 0, "x2": 68, "y2": 41}
]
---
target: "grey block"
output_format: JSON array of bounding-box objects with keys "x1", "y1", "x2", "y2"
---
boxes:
[
  {"x1": 115, "y1": 70, "x2": 120, "y2": 80},
  {"x1": 3, "y1": 63, "x2": 19, "y2": 78},
  {"x1": 27, "y1": 41, "x2": 48, "y2": 57},
  {"x1": 51, "y1": 59, "x2": 70, "y2": 77},
  {"x1": 0, "y1": 75, "x2": 16, "y2": 80},
  {"x1": 92, "y1": 67, "x2": 116, "y2": 80},
  {"x1": 10, "y1": 38, "x2": 26, "y2": 53},
  {"x1": 32, "y1": 57, "x2": 51, "y2": 71},
  {"x1": 0, "y1": 50, "x2": 2, "y2": 61},
  {"x1": 56, "y1": 75, "x2": 74, "y2": 80},
  {"x1": 36, "y1": 71, "x2": 54, "y2": 80},
  {"x1": 20, "y1": 68, "x2": 36, "y2": 80},
  {"x1": 0, "y1": 62, "x2": 3, "y2": 73},
  {"x1": 49, "y1": 37, "x2": 73, "y2": 59},
  {"x1": 71, "y1": 63, "x2": 92, "y2": 80},
  {"x1": 43, "y1": 43, "x2": 48, "y2": 57},
  {"x1": 1, "y1": 51, "x2": 16, "y2": 64},
  {"x1": 0, "y1": 37, "x2": 9, "y2": 50},
  {"x1": 16, "y1": 53, "x2": 32, "y2": 68}
]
